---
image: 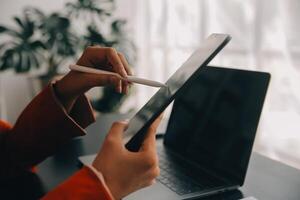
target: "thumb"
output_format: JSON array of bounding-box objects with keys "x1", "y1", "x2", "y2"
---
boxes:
[{"x1": 106, "y1": 121, "x2": 128, "y2": 143}]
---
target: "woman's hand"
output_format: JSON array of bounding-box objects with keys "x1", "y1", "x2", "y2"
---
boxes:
[
  {"x1": 54, "y1": 46, "x2": 132, "y2": 112},
  {"x1": 92, "y1": 115, "x2": 163, "y2": 200}
]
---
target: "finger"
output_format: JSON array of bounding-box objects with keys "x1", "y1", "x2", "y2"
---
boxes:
[
  {"x1": 117, "y1": 53, "x2": 130, "y2": 93},
  {"x1": 106, "y1": 48, "x2": 128, "y2": 78},
  {"x1": 106, "y1": 121, "x2": 128, "y2": 143},
  {"x1": 140, "y1": 114, "x2": 164, "y2": 152},
  {"x1": 151, "y1": 113, "x2": 164, "y2": 130},
  {"x1": 122, "y1": 80, "x2": 128, "y2": 94},
  {"x1": 111, "y1": 77, "x2": 121, "y2": 93},
  {"x1": 118, "y1": 52, "x2": 133, "y2": 76},
  {"x1": 140, "y1": 127, "x2": 156, "y2": 152},
  {"x1": 82, "y1": 69, "x2": 122, "y2": 93},
  {"x1": 85, "y1": 73, "x2": 121, "y2": 89},
  {"x1": 116, "y1": 79, "x2": 122, "y2": 93},
  {"x1": 77, "y1": 46, "x2": 104, "y2": 67}
]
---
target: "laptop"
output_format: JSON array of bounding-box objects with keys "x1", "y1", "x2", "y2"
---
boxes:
[{"x1": 124, "y1": 66, "x2": 270, "y2": 199}]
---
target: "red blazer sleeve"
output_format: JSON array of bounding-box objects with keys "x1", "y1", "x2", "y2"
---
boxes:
[
  {"x1": 42, "y1": 166, "x2": 114, "y2": 200},
  {"x1": 0, "y1": 84, "x2": 95, "y2": 178},
  {"x1": 0, "y1": 84, "x2": 115, "y2": 200}
]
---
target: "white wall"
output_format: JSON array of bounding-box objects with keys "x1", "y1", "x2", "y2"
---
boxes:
[
  {"x1": 0, "y1": 0, "x2": 137, "y2": 26},
  {"x1": 0, "y1": 0, "x2": 68, "y2": 25}
]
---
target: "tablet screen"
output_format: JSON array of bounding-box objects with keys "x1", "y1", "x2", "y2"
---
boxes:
[{"x1": 124, "y1": 33, "x2": 231, "y2": 151}]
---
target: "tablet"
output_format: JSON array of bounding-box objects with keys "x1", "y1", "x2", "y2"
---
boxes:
[{"x1": 124, "y1": 33, "x2": 231, "y2": 152}]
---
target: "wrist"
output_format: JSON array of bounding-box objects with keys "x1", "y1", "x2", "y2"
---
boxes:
[
  {"x1": 86, "y1": 165, "x2": 117, "y2": 200},
  {"x1": 53, "y1": 79, "x2": 79, "y2": 113},
  {"x1": 103, "y1": 178, "x2": 122, "y2": 200},
  {"x1": 91, "y1": 163, "x2": 122, "y2": 200}
]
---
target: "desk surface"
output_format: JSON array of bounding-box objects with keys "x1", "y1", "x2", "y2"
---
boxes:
[{"x1": 2, "y1": 113, "x2": 300, "y2": 200}]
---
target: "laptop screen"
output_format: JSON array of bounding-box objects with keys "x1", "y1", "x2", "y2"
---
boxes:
[{"x1": 164, "y1": 66, "x2": 270, "y2": 184}]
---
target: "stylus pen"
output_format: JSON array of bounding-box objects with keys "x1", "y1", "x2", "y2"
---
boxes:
[{"x1": 69, "y1": 64, "x2": 167, "y2": 88}]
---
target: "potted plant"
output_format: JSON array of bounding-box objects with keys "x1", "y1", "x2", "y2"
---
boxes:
[
  {"x1": 0, "y1": 14, "x2": 45, "y2": 73},
  {"x1": 0, "y1": 0, "x2": 136, "y2": 113}
]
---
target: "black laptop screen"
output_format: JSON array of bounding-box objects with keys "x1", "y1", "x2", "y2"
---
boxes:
[{"x1": 164, "y1": 66, "x2": 270, "y2": 184}]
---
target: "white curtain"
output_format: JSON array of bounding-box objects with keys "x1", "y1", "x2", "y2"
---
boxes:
[{"x1": 122, "y1": 0, "x2": 300, "y2": 169}]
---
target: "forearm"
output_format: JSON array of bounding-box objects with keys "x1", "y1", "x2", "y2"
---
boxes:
[
  {"x1": 2, "y1": 84, "x2": 95, "y2": 177},
  {"x1": 52, "y1": 82, "x2": 78, "y2": 113}
]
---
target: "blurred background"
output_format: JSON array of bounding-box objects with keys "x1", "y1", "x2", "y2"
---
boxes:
[{"x1": 0, "y1": 0, "x2": 300, "y2": 170}]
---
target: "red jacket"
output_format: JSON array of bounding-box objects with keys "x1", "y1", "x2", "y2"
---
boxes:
[{"x1": 0, "y1": 85, "x2": 114, "y2": 200}]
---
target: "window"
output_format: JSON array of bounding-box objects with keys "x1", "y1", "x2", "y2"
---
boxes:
[{"x1": 125, "y1": 0, "x2": 300, "y2": 169}]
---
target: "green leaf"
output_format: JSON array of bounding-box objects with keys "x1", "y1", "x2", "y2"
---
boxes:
[
  {"x1": 16, "y1": 51, "x2": 23, "y2": 72},
  {"x1": 22, "y1": 18, "x2": 35, "y2": 38},
  {"x1": 0, "y1": 25, "x2": 8, "y2": 33},
  {"x1": 0, "y1": 62, "x2": 11, "y2": 71},
  {"x1": 24, "y1": 53, "x2": 31, "y2": 72},
  {"x1": 111, "y1": 20, "x2": 126, "y2": 33},
  {"x1": 1, "y1": 49, "x2": 14, "y2": 71},
  {"x1": 30, "y1": 40, "x2": 46, "y2": 49},
  {"x1": 30, "y1": 52, "x2": 40, "y2": 68},
  {"x1": 13, "y1": 17, "x2": 24, "y2": 29}
]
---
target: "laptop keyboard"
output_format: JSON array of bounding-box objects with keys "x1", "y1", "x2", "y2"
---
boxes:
[{"x1": 157, "y1": 147, "x2": 205, "y2": 195}]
